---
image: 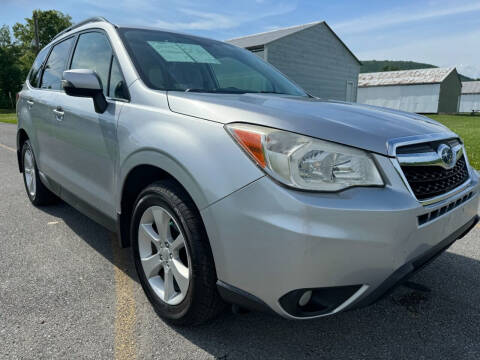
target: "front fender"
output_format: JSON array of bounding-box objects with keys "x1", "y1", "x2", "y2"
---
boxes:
[{"x1": 115, "y1": 102, "x2": 264, "y2": 213}]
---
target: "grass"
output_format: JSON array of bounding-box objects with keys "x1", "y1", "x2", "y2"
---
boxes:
[
  {"x1": 0, "y1": 109, "x2": 477, "y2": 168},
  {"x1": 427, "y1": 114, "x2": 480, "y2": 169},
  {"x1": 0, "y1": 109, "x2": 17, "y2": 124}
]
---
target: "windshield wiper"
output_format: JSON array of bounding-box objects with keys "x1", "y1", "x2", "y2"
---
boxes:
[
  {"x1": 184, "y1": 88, "x2": 246, "y2": 94},
  {"x1": 251, "y1": 91, "x2": 291, "y2": 95},
  {"x1": 183, "y1": 88, "x2": 291, "y2": 95}
]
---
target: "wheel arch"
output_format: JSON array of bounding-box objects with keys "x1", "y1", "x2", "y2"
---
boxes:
[
  {"x1": 116, "y1": 151, "x2": 208, "y2": 248},
  {"x1": 16, "y1": 128, "x2": 30, "y2": 173}
]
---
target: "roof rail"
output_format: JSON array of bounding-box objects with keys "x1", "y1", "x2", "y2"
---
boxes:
[{"x1": 52, "y1": 17, "x2": 111, "y2": 41}]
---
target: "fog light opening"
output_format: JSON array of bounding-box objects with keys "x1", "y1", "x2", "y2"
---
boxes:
[{"x1": 298, "y1": 290, "x2": 312, "y2": 307}]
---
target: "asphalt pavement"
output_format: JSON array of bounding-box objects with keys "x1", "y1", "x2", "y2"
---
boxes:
[{"x1": 1, "y1": 122, "x2": 480, "y2": 359}]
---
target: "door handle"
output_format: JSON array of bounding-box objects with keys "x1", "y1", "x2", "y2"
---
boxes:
[
  {"x1": 53, "y1": 106, "x2": 64, "y2": 121},
  {"x1": 26, "y1": 99, "x2": 34, "y2": 108}
]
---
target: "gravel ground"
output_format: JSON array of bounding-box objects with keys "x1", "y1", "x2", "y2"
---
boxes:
[{"x1": 1, "y1": 122, "x2": 480, "y2": 360}]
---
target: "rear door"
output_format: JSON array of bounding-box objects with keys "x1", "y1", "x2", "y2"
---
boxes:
[
  {"x1": 52, "y1": 31, "x2": 128, "y2": 219},
  {"x1": 31, "y1": 37, "x2": 75, "y2": 175},
  {"x1": 18, "y1": 47, "x2": 49, "y2": 162}
]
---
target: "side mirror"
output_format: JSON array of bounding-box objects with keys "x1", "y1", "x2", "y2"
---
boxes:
[{"x1": 62, "y1": 69, "x2": 108, "y2": 113}]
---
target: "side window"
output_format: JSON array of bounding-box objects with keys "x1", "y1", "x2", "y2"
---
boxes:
[
  {"x1": 109, "y1": 57, "x2": 129, "y2": 100},
  {"x1": 28, "y1": 47, "x2": 49, "y2": 88},
  {"x1": 41, "y1": 37, "x2": 74, "y2": 90},
  {"x1": 71, "y1": 32, "x2": 112, "y2": 96}
]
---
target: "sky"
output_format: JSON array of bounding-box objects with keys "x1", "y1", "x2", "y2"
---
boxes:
[{"x1": 2, "y1": 0, "x2": 480, "y2": 78}]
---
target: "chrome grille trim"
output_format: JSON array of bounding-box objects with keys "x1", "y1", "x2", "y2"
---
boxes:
[
  {"x1": 397, "y1": 144, "x2": 463, "y2": 169},
  {"x1": 386, "y1": 133, "x2": 459, "y2": 156}
]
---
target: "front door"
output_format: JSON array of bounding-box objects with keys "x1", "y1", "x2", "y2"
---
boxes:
[{"x1": 51, "y1": 31, "x2": 127, "y2": 219}]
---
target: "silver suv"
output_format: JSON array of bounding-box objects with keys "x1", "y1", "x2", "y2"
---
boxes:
[{"x1": 17, "y1": 17, "x2": 479, "y2": 325}]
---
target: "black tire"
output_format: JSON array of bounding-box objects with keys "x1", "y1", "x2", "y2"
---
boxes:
[
  {"x1": 21, "y1": 140, "x2": 57, "y2": 206},
  {"x1": 131, "y1": 180, "x2": 225, "y2": 325}
]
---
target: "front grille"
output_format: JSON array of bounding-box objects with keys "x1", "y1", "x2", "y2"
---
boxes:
[{"x1": 401, "y1": 156, "x2": 469, "y2": 200}]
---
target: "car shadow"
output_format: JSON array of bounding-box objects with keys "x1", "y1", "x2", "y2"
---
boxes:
[
  {"x1": 38, "y1": 201, "x2": 139, "y2": 281},
  {"x1": 173, "y1": 250, "x2": 480, "y2": 359},
  {"x1": 38, "y1": 201, "x2": 480, "y2": 359}
]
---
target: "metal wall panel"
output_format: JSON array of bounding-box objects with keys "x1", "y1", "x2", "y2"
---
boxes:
[
  {"x1": 459, "y1": 94, "x2": 480, "y2": 112},
  {"x1": 438, "y1": 70, "x2": 462, "y2": 113},
  {"x1": 357, "y1": 84, "x2": 440, "y2": 113},
  {"x1": 265, "y1": 23, "x2": 360, "y2": 101}
]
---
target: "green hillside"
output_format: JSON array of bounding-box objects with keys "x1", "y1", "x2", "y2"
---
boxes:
[
  {"x1": 361, "y1": 60, "x2": 435, "y2": 73},
  {"x1": 361, "y1": 60, "x2": 474, "y2": 81}
]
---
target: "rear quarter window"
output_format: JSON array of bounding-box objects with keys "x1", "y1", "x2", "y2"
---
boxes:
[{"x1": 28, "y1": 47, "x2": 49, "y2": 88}]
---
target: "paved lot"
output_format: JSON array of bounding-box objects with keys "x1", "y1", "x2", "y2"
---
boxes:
[{"x1": 1, "y1": 121, "x2": 480, "y2": 359}]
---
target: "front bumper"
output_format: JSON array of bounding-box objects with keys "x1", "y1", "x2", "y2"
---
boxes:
[
  {"x1": 201, "y1": 155, "x2": 480, "y2": 319},
  {"x1": 346, "y1": 213, "x2": 478, "y2": 311}
]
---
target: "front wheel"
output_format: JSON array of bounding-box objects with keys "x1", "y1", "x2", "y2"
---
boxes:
[
  {"x1": 131, "y1": 180, "x2": 224, "y2": 325},
  {"x1": 21, "y1": 140, "x2": 57, "y2": 206}
]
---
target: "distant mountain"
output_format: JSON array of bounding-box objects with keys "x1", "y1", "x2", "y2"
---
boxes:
[
  {"x1": 360, "y1": 60, "x2": 435, "y2": 73},
  {"x1": 360, "y1": 60, "x2": 475, "y2": 81},
  {"x1": 459, "y1": 74, "x2": 475, "y2": 82}
]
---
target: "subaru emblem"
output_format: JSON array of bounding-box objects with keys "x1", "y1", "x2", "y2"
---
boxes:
[{"x1": 437, "y1": 144, "x2": 455, "y2": 169}]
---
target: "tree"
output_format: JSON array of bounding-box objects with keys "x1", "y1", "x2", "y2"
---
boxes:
[
  {"x1": 0, "y1": 25, "x2": 12, "y2": 47},
  {"x1": 0, "y1": 25, "x2": 23, "y2": 108},
  {"x1": 382, "y1": 65, "x2": 400, "y2": 72},
  {"x1": 13, "y1": 10, "x2": 72, "y2": 74},
  {"x1": 0, "y1": 10, "x2": 71, "y2": 108}
]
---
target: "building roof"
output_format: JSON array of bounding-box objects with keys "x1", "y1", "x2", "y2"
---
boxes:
[
  {"x1": 461, "y1": 81, "x2": 480, "y2": 94},
  {"x1": 227, "y1": 21, "x2": 322, "y2": 48},
  {"x1": 226, "y1": 21, "x2": 361, "y2": 64},
  {"x1": 358, "y1": 67, "x2": 456, "y2": 87}
]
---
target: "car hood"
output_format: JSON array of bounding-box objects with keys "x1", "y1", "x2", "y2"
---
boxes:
[{"x1": 167, "y1": 92, "x2": 455, "y2": 156}]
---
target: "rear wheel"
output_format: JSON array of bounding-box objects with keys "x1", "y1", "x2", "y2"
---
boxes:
[
  {"x1": 21, "y1": 140, "x2": 57, "y2": 206},
  {"x1": 131, "y1": 180, "x2": 225, "y2": 325}
]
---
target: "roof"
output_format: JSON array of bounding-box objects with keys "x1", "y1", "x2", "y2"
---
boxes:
[
  {"x1": 226, "y1": 21, "x2": 361, "y2": 64},
  {"x1": 461, "y1": 81, "x2": 480, "y2": 94},
  {"x1": 358, "y1": 67, "x2": 456, "y2": 87},
  {"x1": 227, "y1": 21, "x2": 322, "y2": 48},
  {"x1": 52, "y1": 17, "x2": 111, "y2": 41}
]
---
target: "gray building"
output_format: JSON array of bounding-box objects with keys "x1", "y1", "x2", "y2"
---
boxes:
[
  {"x1": 459, "y1": 81, "x2": 480, "y2": 113},
  {"x1": 358, "y1": 68, "x2": 461, "y2": 114},
  {"x1": 226, "y1": 21, "x2": 361, "y2": 102}
]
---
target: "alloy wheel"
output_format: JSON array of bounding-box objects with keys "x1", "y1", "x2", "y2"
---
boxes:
[
  {"x1": 23, "y1": 148, "x2": 36, "y2": 197},
  {"x1": 137, "y1": 206, "x2": 191, "y2": 305}
]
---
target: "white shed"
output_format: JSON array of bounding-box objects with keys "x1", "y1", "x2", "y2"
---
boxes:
[
  {"x1": 459, "y1": 81, "x2": 480, "y2": 113},
  {"x1": 357, "y1": 68, "x2": 461, "y2": 113},
  {"x1": 226, "y1": 22, "x2": 361, "y2": 102}
]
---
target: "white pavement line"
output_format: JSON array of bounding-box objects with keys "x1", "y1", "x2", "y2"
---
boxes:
[
  {"x1": 0, "y1": 143, "x2": 16, "y2": 153},
  {"x1": 112, "y1": 233, "x2": 137, "y2": 360}
]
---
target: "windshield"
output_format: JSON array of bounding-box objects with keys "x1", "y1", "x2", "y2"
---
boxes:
[{"x1": 117, "y1": 28, "x2": 307, "y2": 96}]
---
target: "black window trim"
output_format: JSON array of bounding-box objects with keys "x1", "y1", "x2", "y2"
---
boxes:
[
  {"x1": 107, "y1": 54, "x2": 114, "y2": 97},
  {"x1": 68, "y1": 28, "x2": 130, "y2": 102},
  {"x1": 108, "y1": 55, "x2": 130, "y2": 102}
]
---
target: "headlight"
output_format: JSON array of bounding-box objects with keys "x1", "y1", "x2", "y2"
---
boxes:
[{"x1": 226, "y1": 123, "x2": 384, "y2": 191}]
